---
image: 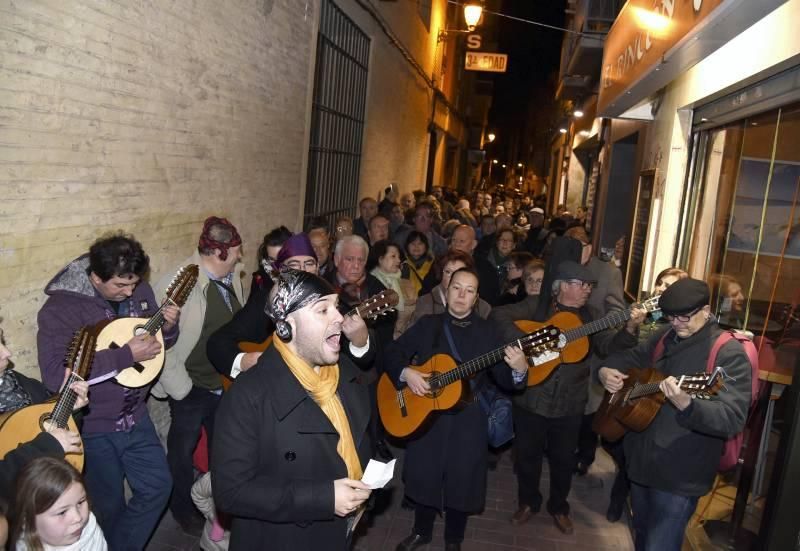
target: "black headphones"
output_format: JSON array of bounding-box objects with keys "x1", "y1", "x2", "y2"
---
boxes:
[{"x1": 275, "y1": 320, "x2": 292, "y2": 342}]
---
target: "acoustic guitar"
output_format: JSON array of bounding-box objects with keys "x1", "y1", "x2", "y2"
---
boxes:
[
  {"x1": 0, "y1": 327, "x2": 97, "y2": 471},
  {"x1": 222, "y1": 289, "x2": 401, "y2": 391},
  {"x1": 377, "y1": 325, "x2": 561, "y2": 438},
  {"x1": 95, "y1": 264, "x2": 199, "y2": 388},
  {"x1": 592, "y1": 366, "x2": 723, "y2": 441},
  {"x1": 515, "y1": 296, "x2": 661, "y2": 386}
]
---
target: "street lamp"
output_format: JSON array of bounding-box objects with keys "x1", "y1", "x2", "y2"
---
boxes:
[
  {"x1": 559, "y1": 128, "x2": 568, "y2": 134},
  {"x1": 573, "y1": 110, "x2": 584, "y2": 118},
  {"x1": 463, "y1": 2, "x2": 484, "y2": 31},
  {"x1": 492, "y1": 159, "x2": 498, "y2": 164},
  {"x1": 438, "y1": 1, "x2": 484, "y2": 41},
  {"x1": 487, "y1": 132, "x2": 496, "y2": 143}
]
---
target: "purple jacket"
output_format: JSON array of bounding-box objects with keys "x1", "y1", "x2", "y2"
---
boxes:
[{"x1": 37, "y1": 254, "x2": 178, "y2": 434}]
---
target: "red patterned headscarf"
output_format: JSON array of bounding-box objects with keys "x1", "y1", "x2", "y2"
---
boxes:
[{"x1": 198, "y1": 216, "x2": 242, "y2": 261}]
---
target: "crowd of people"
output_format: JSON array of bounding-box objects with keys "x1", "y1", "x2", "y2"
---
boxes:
[{"x1": 0, "y1": 185, "x2": 753, "y2": 551}]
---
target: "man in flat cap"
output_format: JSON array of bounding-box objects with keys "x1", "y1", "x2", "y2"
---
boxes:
[
  {"x1": 492, "y1": 256, "x2": 645, "y2": 534},
  {"x1": 599, "y1": 278, "x2": 752, "y2": 551},
  {"x1": 212, "y1": 268, "x2": 373, "y2": 550}
]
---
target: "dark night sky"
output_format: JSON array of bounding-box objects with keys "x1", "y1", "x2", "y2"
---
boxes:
[{"x1": 487, "y1": 1, "x2": 566, "y2": 151}]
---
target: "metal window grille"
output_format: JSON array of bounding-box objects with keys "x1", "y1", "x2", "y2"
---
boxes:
[{"x1": 303, "y1": 0, "x2": 370, "y2": 230}]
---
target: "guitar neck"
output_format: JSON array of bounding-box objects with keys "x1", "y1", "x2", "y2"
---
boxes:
[
  {"x1": 430, "y1": 343, "x2": 511, "y2": 389},
  {"x1": 141, "y1": 302, "x2": 169, "y2": 335},
  {"x1": 51, "y1": 373, "x2": 81, "y2": 428},
  {"x1": 564, "y1": 308, "x2": 632, "y2": 342}
]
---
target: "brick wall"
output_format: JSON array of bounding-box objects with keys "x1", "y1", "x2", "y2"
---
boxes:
[{"x1": 0, "y1": 0, "x2": 317, "y2": 377}]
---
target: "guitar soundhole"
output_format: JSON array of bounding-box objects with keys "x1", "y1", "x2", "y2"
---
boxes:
[
  {"x1": 39, "y1": 413, "x2": 55, "y2": 432},
  {"x1": 426, "y1": 371, "x2": 444, "y2": 398},
  {"x1": 133, "y1": 325, "x2": 147, "y2": 337}
]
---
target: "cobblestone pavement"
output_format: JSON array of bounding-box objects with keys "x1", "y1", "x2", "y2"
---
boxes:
[{"x1": 148, "y1": 444, "x2": 634, "y2": 550}]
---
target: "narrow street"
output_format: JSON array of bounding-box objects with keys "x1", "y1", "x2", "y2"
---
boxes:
[{"x1": 148, "y1": 445, "x2": 633, "y2": 550}]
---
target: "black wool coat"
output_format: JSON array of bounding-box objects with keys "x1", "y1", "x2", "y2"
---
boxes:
[
  {"x1": 383, "y1": 311, "x2": 522, "y2": 513},
  {"x1": 211, "y1": 346, "x2": 373, "y2": 551}
]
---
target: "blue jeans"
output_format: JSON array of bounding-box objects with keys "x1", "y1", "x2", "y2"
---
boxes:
[
  {"x1": 83, "y1": 413, "x2": 172, "y2": 551},
  {"x1": 630, "y1": 483, "x2": 698, "y2": 551}
]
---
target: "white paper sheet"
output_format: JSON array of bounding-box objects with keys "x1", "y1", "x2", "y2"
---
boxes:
[{"x1": 360, "y1": 458, "x2": 396, "y2": 489}]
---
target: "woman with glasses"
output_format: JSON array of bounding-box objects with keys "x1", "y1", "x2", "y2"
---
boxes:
[
  {"x1": 498, "y1": 252, "x2": 535, "y2": 306},
  {"x1": 599, "y1": 278, "x2": 752, "y2": 551}
]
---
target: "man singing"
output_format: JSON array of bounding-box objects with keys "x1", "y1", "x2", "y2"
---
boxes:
[{"x1": 211, "y1": 268, "x2": 373, "y2": 550}]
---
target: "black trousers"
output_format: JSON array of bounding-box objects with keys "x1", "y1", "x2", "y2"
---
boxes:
[
  {"x1": 167, "y1": 386, "x2": 221, "y2": 522},
  {"x1": 604, "y1": 437, "x2": 630, "y2": 506},
  {"x1": 575, "y1": 412, "x2": 599, "y2": 467},
  {"x1": 513, "y1": 405, "x2": 582, "y2": 516},
  {"x1": 414, "y1": 504, "x2": 469, "y2": 544}
]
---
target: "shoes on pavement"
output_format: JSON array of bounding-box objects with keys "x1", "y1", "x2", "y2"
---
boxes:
[
  {"x1": 395, "y1": 533, "x2": 432, "y2": 551},
  {"x1": 552, "y1": 513, "x2": 574, "y2": 535},
  {"x1": 510, "y1": 504, "x2": 537, "y2": 526}
]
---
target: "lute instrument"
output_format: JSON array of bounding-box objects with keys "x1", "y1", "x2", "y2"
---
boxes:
[
  {"x1": 592, "y1": 366, "x2": 723, "y2": 441},
  {"x1": 95, "y1": 264, "x2": 199, "y2": 387},
  {"x1": 0, "y1": 327, "x2": 97, "y2": 471},
  {"x1": 377, "y1": 325, "x2": 561, "y2": 438},
  {"x1": 221, "y1": 289, "x2": 400, "y2": 391},
  {"x1": 515, "y1": 296, "x2": 661, "y2": 386}
]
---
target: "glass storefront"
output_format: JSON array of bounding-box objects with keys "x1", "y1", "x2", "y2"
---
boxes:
[{"x1": 679, "y1": 99, "x2": 800, "y2": 538}]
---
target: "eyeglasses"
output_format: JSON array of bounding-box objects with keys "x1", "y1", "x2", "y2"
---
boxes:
[
  {"x1": 285, "y1": 259, "x2": 319, "y2": 271},
  {"x1": 525, "y1": 276, "x2": 543, "y2": 285},
  {"x1": 565, "y1": 279, "x2": 594, "y2": 290},
  {"x1": 665, "y1": 308, "x2": 701, "y2": 323}
]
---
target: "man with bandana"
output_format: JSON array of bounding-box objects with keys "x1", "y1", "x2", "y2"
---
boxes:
[
  {"x1": 211, "y1": 268, "x2": 373, "y2": 550},
  {"x1": 37, "y1": 233, "x2": 179, "y2": 550},
  {"x1": 151, "y1": 216, "x2": 245, "y2": 536}
]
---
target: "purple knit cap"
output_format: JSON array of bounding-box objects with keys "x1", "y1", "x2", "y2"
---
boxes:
[{"x1": 276, "y1": 233, "x2": 317, "y2": 267}]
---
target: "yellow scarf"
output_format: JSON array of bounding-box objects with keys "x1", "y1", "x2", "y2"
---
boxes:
[{"x1": 273, "y1": 337, "x2": 363, "y2": 479}]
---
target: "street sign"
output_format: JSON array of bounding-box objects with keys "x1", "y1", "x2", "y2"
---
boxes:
[{"x1": 465, "y1": 52, "x2": 507, "y2": 73}]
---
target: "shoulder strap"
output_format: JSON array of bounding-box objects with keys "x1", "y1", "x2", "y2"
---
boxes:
[
  {"x1": 706, "y1": 331, "x2": 735, "y2": 374},
  {"x1": 441, "y1": 319, "x2": 463, "y2": 362},
  {"x1": 651, "y1": 330, "x2": 670, "y2": 363}
]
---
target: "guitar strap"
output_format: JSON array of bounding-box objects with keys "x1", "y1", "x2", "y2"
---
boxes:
[{"x1": 442, "y1": 319, "x2": 483, "y2": 395}]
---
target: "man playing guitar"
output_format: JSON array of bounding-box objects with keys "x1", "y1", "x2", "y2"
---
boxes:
[
  {"x1": 37, "y1": 233, "x2": 179, "y2": 551},
  {"x1": 598, "y1": 278, "x2": 752, "y2": 551}
]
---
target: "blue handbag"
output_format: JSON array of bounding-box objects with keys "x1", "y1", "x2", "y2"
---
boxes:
[{"x1": 442, "y1": 320, "x2": 514, "y2": 448}]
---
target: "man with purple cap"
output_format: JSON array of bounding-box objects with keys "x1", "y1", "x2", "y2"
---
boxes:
[
  {"x1": 208, "y1": 232, "x2": 374, "y2": 384},
  {"x1": 211, "y1": 267, "x2": 373, "y2": 550},
  {"x1": 152, "y1": 216, "x2": 245, "y2": 535}
]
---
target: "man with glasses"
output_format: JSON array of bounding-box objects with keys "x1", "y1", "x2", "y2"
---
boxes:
[
  {"x1": 598, "y1": 278, "x2": 752, "y2": 551},
  {"x1": 494, "y1": 260, "x2": 644, "y2": 535}
]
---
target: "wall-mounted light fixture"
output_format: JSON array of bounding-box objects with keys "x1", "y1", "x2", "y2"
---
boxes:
[{"x1": 438, "y1": 1, "x2": 484, "y2": 42}]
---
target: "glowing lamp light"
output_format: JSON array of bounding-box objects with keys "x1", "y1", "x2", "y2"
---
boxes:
[
  {"x1": 487, "y1": 132, "x2": 496, "y2": 142},
  {"x1": 464, "y1": 3, "x2": 483, "y2": 31},
  {"x1": 559, "y1": 128, "x2": 568, "y2": 134},
  {"x1": 573, "y1": 110, "x2": 584, "y2": 118},
  {"x1": 517, "y1": 163, "x2": 523, "y2": 168},
  {"x1": 492, "y1": 159, "x2": 498, "y2": 164}
]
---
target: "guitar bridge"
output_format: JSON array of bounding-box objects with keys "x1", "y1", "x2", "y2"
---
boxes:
[{"x1": 397, "y1": 390, "x2": 407, "y2": 418}]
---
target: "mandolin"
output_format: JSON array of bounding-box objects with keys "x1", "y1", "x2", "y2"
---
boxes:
[
  {"x1": 377, "y1": 325, "x2": 561, "y2": 438},
  {"x1": 514, "y1": 296, "x2": 661, "y2": 386},
  {"x1": 223, "y1": 289, "x2": 401, "y2": 391},
  {"x1": 0, "y1": 327, "x2": 97, "y2": 471},
  {"x1": 592, "y1": 366, "x2": 723, "y2": 441},
  {"x1": 95, "y1": 264, "x2": 199, "y2": 388}
]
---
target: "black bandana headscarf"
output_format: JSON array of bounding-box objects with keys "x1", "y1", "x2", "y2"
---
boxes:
[
  {"x1": 0, "y1": 370, "x2": 32, "y2": 413},
  {"x1": 263, "y1": 261, "x2": 337, "y2": 341}
]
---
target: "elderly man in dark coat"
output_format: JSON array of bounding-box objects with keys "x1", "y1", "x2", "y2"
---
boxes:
[
  {"x1": 383, "y1": 268, "x2": 529, "y2": 551},
  {"x1": 212, "y1": 269, "x2": 373, "y2": 551}
]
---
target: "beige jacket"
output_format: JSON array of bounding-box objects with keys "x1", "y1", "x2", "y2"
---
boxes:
[{"x1": 151, "y1": 251, "x2": 244, "y2": 400}]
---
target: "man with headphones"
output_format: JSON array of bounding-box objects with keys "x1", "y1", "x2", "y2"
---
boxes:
[{"x1": 211, "y1": 267, "x2": 373, "y2": 550}]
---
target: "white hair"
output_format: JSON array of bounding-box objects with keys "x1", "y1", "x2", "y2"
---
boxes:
[
  {"x1": 334, "y1": 234, "x2": 369, "y2": 258},
  {"x1": 551, "y1": 279, "x2": 563, "y2": 296}
]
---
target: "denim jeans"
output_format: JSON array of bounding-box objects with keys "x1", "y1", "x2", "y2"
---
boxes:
[
  {"x1": 630, "y1": 482, "x2": 699, "y2": 551},
  {"x1": 82, "y1": 413, "x2": 172, "y2": 551}
]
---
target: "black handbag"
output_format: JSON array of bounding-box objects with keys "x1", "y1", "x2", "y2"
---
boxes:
[{"x1": 442, "y1": 320, "x2": 514, "y2": 448}]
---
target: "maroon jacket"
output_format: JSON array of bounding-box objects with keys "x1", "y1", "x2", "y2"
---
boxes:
[{"x1": 37, "y1": 255, "x2": 178, "y2": 434}]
